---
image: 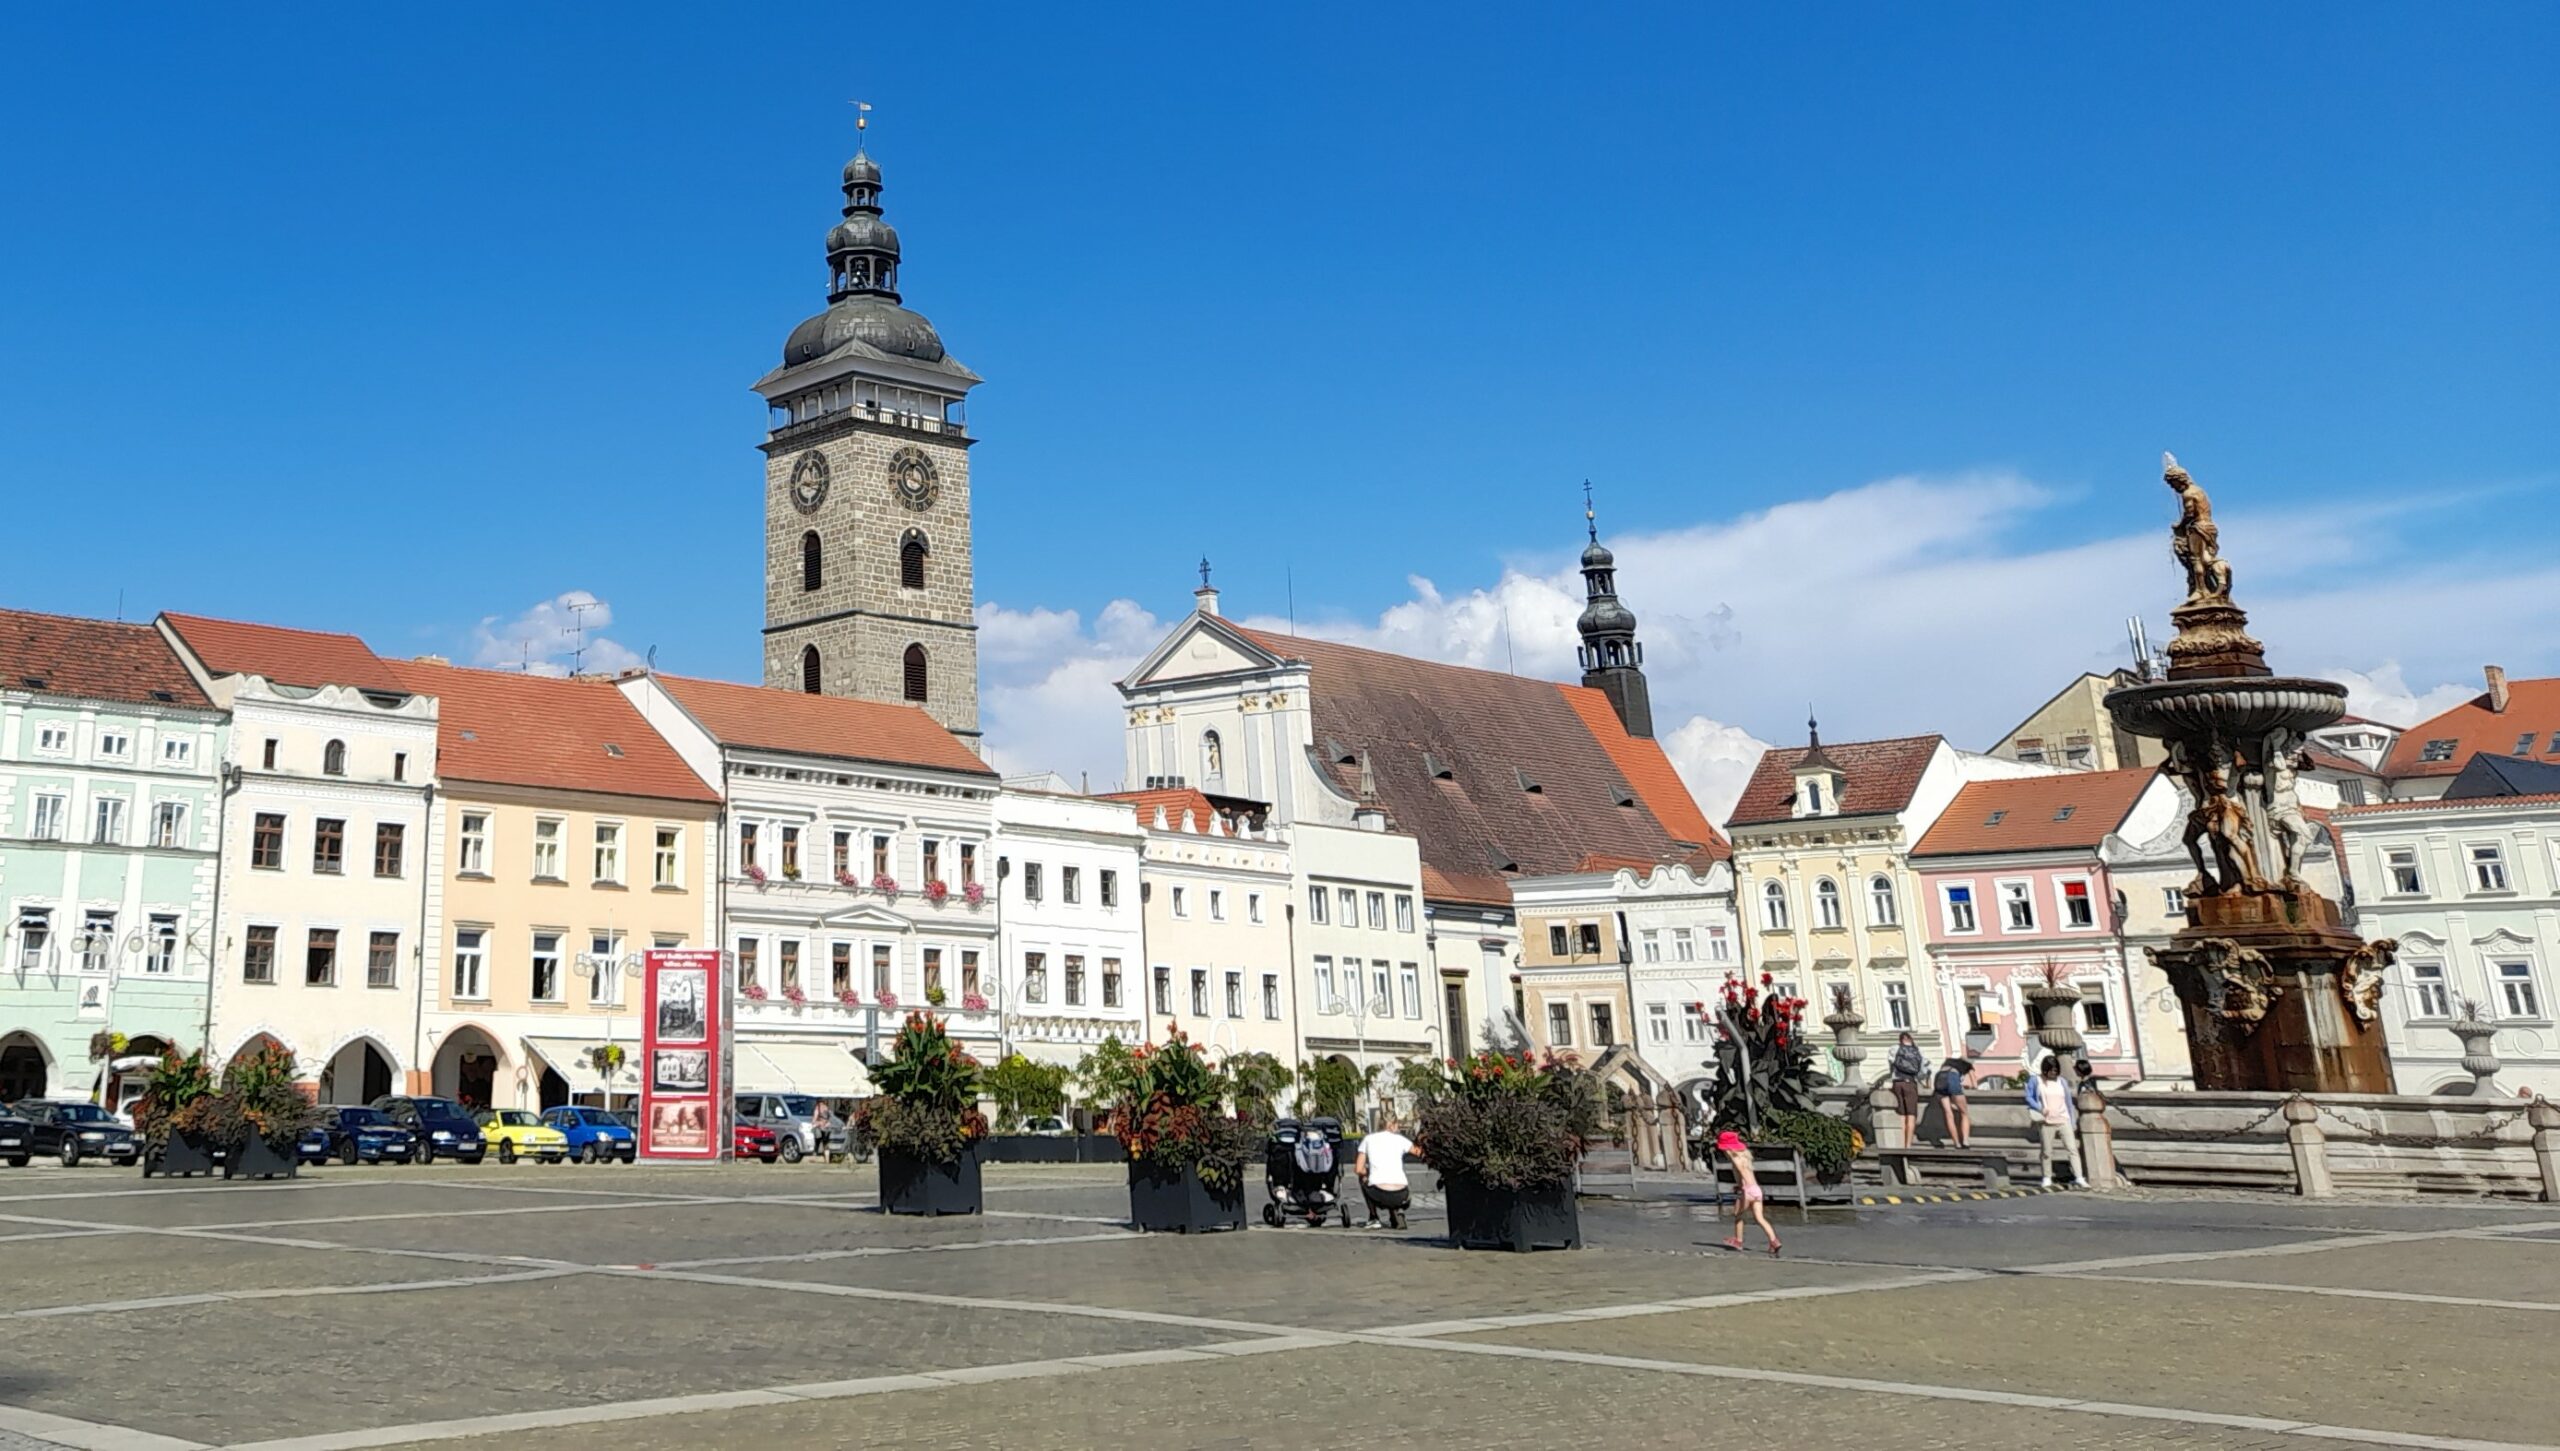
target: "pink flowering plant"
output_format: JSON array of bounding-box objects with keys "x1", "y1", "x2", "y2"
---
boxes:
[
  {"x1": 923, "y1": 880, "x2": 951, "y2": 906},
  {"x1": 963, "y1": 881, "x2": 987, "y2": 908},
  {"x1": 960, "y1": 991, "x2": 989, "y2": 1012},
  {"x1": 740, "y1": 981, "x2": 769, "y2": 1003}
]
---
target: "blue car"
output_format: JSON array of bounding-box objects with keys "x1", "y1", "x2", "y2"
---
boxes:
[
  {"x1": 306, "y1": 1106, "x2": 418, "y2": 1165},
  {"x1": 369, "y1": 1095, "x2": 486, "y2": 1164},
  {"x1": 541, "y1": 1105, "x2": 636, "y2": 1164}
]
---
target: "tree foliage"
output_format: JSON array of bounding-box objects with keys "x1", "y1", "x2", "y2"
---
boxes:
[
  {"x1": 1224, "y1": 1051, "x2": 1293, "y2": 1123},
  {"x1": 1295, "y1": 1056, "x2": 1378, "y2": 1123},
  {"x1": 981, "y1": 1053, "x2": 1069, "y2": 1132}
]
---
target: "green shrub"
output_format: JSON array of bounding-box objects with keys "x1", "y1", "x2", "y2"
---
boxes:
[
  {"x1": 1761, "y1": 1108, "x2": 1861, "y2": 1179},
  {"x1": 1415, "y1": 1051, "x2": 1605, "y2": 1192}
]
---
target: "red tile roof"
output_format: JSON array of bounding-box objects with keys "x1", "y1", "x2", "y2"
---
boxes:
[
  {"x1": 2334, "y1": 792, "x2": 2560, "y2": 817},
  {"x1": 1726, "y1": 734, "x2": 1944, "y2": 827},
  {"x1": 1101, "y1": 787, "x2": 1223, "y2": 831},
  {"x1": 1234, "y1": 627, "x2": 1726, "y2": 905},
  {"x1": 2382, "y1": 678, "x2": 2560, "y2": 779},
  {"x1": 653, "y1": 674, "x2": 993, "y2": 777},
  {"x1": 2300, "y1": 744, "x2": 2380, "y2": 779},
  {"x1": 386, "y1": 660, "x2": 717, "y2": 804},
  {"x1": 159, "y1": 612, "x2": 407, "y2": 693},
  {"x1": 0, "y1": 608, "x2": 211, "y2": 710},
  {"x1": 1911, "y1": 768, "x2": 2161, "y2": 857}
]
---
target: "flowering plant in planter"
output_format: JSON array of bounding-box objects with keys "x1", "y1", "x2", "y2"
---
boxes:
[
  {"x1": 782, "y1": 865, "x2": 802, "y2": 881},
  {"x1": 923, "y1": 880, "x2": 951, "y2": 906},
  {"x1": 163, "y1": 1042, "x2": 319, "y2": 1156},
  {"x1": 88, "y1": 1030, "x2": 129, "y2": 1061},
  {"x1": 837, "y1": 869, "x2": 861, "y2": 888},
  {"x1": 1416, "y1": 1050, "x2": 1604, "y2": 1192},
  {"x1": 960, "y1": 991, "x2": 990, "y2": 1013},
  {"x1": 740, "y1": 982, "x2": 770, "y2": 1003},
  {"x1": 1103, "y1": 1030, "x2": 1258, "y2": 1188},
  {"x1": 783, "y1": 983, "x2": 807, "y2": 1006},
  {"x1": 744, "y1": 863, "x2": 768, "y2": 886},
  {"x1": 872, "y1": 874, "x2": 901, "y2": 900},
  {"x1": 837, "y1": 987, "x2": 862, "y2": 1009},
  {"x1": 925, "y1": 985, "x2": 948, "y2": 1007},
  {"x1": 876, "y1": 990, "x2": 900, "y2": 1010},
  {"x1": 1702, "y1": 972, "x2": 1830, "y2": 1129},
  {"x1": 586, "y1": 1043, "x2": 626, "y2": 1076},
  {"x1": 963, "y1": 880, "x2": 987, "y2": 908},
  {"x1": 132, "y1": 1047, "x2": 213, "y2": 1142},
  {"x1": 854, "y1": 1013, "x2": 988, "y2": 1165}
]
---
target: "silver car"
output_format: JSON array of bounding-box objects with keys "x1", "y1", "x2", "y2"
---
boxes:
[{"x1": 732, "y1": 1093, "x2": 819, "y2": 1162}]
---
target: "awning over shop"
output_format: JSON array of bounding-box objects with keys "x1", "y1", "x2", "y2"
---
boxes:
[
  {"x1": 735, "y1": 1038, "x2": 872, "y2": 1097},
  {"x1": 524, "y1": 1037, "x2": 642, "y2": 1098}
]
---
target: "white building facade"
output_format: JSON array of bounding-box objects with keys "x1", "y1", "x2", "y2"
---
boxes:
[
  {"x1": 990, "y1": 789, "x2": 1146, "y2": 1067},
  {"x1": 1114, "y1": 792, "x2": 1299, "y2": 1063}
]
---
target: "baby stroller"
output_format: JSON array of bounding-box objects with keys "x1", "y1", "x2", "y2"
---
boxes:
[{"x1": 1261, "y1": 1117, "x2": 1347, "y2": 1227}]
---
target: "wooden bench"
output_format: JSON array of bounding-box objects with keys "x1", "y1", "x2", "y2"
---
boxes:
[{"x1": 1870, "y1": 1146, "x2": 2033, "y2": 1189}]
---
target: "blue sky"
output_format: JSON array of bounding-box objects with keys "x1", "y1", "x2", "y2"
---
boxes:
[{"x1": 2, "y1": 7, "x2": 2552, "y2": 798}]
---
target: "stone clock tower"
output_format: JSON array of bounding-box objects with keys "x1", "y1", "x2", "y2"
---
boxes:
[{"x1": 753, "y1": 147, "x2": 982, "y2": 745}]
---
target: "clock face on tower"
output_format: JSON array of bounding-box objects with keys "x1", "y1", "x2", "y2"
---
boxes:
[
  {"x1": 888, "y1": 445, "x2": 939, "y2": 512},
  {"x1": 788, "y1": 451, "x2": 831, "y2": 514}
]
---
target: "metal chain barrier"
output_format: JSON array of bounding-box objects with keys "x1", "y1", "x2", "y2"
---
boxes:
[
  {"x1": 2100, "y1": 1099, "x2": 2289, "y2": 1143},
  {"x1": 2308, "y1": 1100, "x2": 2531, "y2": 1148}
]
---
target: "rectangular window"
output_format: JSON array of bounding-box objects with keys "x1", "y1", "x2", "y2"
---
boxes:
[
  {"x1": 312, "y1": 817, "x2": 344, "y2": 874},
  {"x1": 1682, "y1": 1002, "x2": 1710, "y2": 1043},
  {"x1": 1062, "y1": 954, "x2": 1084, "y2": 1006},
  {"x1": 1022, "y1": 951, "x2": 1046, "y2": 1004},
  {"x1": 1023, "y1": 862, "x2": 1043, "y2": 903},
  {"x1": 777, "y1": 825, "x2": 801, "y2": 879},
  {"x1": 1308, "y1": 887, "x2": 1329, "y2": 925},
  {"x1": 33, "y1": 723, "x2": 69, "y2": 755},
  {"x1": 1706, "y1": 925, "x2": 1730, "y2": 961},
  {"x1": 1248, "y1": 891, "x2": 1264, "y2": 924},
  {"x1": 831, "y1": 942, "x2": 853, "y2": 997},
  {"x1": 737, "y1": 938, "x2": 761, "y2": 993},
  {"x1": 782, "y1": 939, "x2": 805, "y2": 995},
  {"x1": 589, "y1": 933, "x2": 622, "y2": 1003},
  {"x1": 392, "y1": 751, "x2": 407, "y2": 782},
  {"x1": 452, "y1": 928, "x2": 486, "y2": 999},
  {"x1": 872, "y1": 944, "x2": 894, "y2": 998},
  {"x1": 305, "y1": 928, "x2": 338, "y2": 987},
  {"x1": 962, "y1": 949, "x2": 982, "y2": 1000},
  {"x1": 459, "y1": 812, "x2": 489, "y2": 875},
  {"x1": 1546, "y1": 1001, "x2": 1574, "y2": 1047},
  {"x1": 959, "y1": 842, "x2": 978, "y2": 886},
  {"x1": 1171, "y1": 885, "x2": 1190, "y2": 918},
  {"x1": 1209, "y1": 888, "x2": 1225, "y2": 921},
  {"x1": 1337, "y1": 887, "x2": 1358, "y2": 923},
  {"x1": 145, "y1": 914, "x2": 178, "y2": 974},
  {"x1": 260, "y1": 738, "x2": 278, "y2": 769},
  {"x1": 832, "y1": 829, "x2": 853, "y2": 881},
  {"x1": 95, "y1": 729, "x2": 130, "y2": 760},
  {"x1": 1944, "y1": 884, "x2": 1978, "y2": 933},
  {"x1": 1963, "y1": 987, "x2": 1992, "y2": 1033},
  {"x1": 594, "y1": 822, "x2": 626, "y2": 884},
  {"x1": 872, "y1": 834, "x2": 892, "y2": 881},
  {"x1": 1225, "y1": 970, "x2": 1244, "y2": 1019},
  {"x1": 2418, "y1": 738, "x2": 2456, "y2": 763},
  {"x1": 368, "y1": 931, "x2": 399, "y2": 990},
  {"x1": 162, "y1": 736, "x2": 192, "y2": 767},
  {"x1": 2496, "y1": 961, "x2": 2542, "y2": 1018},
  {"x1": 1576, "y1": 921, "x2": 1602, "y2": 956},
  {"x1": 2061, "y1": 879, "x2": 2095, "y2": 928},
  {"x1": 374, "y1": 822, "x2": 405, "y2": 878},
  {"x1": 1314, "y1": 956, "x2": 1335, "y2": 1012},
  {"x1": 531, "y1": 817, "x2": 564, "y2": 880},
  {"x1": 1366, "y1": 892, "x2": 1387, "y2": 930},
  {"x1": 77, "y1": 911, "x2": 114, "y2": 974},
  {"x1": 1647, "y1": 1002, "x2": 1670, "y2": 1043},
  {"x1": 1190, "y1": 968, "x2": 1210, "y2": 1018},
  {"x1": 2385, "y1": 847, "x2": 2422, "y2": 895},
  {"x1": 1395, "y1": 895, "x2": 1415, "y2": 933},
  {"x1": 1673, "y1": 927, "x2": 1698, "y2": 962},
  {"x1": 2163, "y1": 885, "x2": 2188, "y2": 916},
  {"x1": 1373, "y1": 963, "x2": 1393, "y2": 1015},
  {"x1": 1154, "y1": 965, "x2": 1174, "y2": 1015},
  {"x1": 920, "y1": 837, "x2": 941, "y2": 886},
  {"x1": 30, "y1": 793, "x2": 67, "y2": 841},
  {"x1": 1262, "y1": 972, "x2": 1281, "y2": 1020},
  {"x1": 1100, "y1": 869, "x2": 1119, "y2": 908},
  {"x1": 738, "y1": 821, "x2": 761, "y2": 874},
  {"x1": 655, "y1": 826, "x2": 681, "y2": 887},
  {"x1": 2080, "y1": 987, "x2": 2113, "y2": 1035},
  {"x1": 1102, "y1": 957, "x2": 1122, "y2": 1008},
  {"x1": 1882, "y1": 980, "x2": 1913, "y2": 1030},
  {"x1": 2407, "y1": 961, "x2": 2450, "y2": 1019},
  {"x1": 2469, "y1": 844, "x2": 2509, "y2": 892},
  {"x1": 2000, "y1": 881, "x2": 2035, "y2": 931},
  {"x1": 1547, "y1": 923, "x2": 1570, "y2": 956},
  {"x1": 1639, "y1": 929, "x2": 1661, "y2": 964},
  {"x1": 243, "y1": 924, "x2": 277, "y2": 984},
  {"x1": 150, "y1": 799, "x2": 188, "y2": 849},
  {"x1": 531, "y1": 932, "x2": 562, "y2": 1002},
  {"x1": 1590, "y1": 1002, "x2": 1615, "y2": 1047},
  {"x1": 92, "y1": 796, "x2": 127, "y2": 845},
  {"x1": 1062, "y1": 865, "x2": 1081, "y2": 904},
  {"x1": 1399, "y1": 963, "x2": 1421, "y2": 1019}
]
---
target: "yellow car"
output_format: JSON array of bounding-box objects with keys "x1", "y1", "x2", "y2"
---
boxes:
[{"x1": 473, "y1": 1109, "x2": 569, "y2": 1165}]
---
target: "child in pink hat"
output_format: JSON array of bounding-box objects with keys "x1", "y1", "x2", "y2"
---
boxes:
[{"x1": 1717, "y1": 1130, "x2": 1780, "y2": 1256}]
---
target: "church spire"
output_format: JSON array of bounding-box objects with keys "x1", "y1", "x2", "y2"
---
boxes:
[
  {"x1": 1574, "y1": 487, "x2": 1654, "y2": 738},
  {"x1": 826, "y1": 148, "x2": 902, "y2": 303}
]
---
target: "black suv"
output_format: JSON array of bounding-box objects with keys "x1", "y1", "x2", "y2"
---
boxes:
[
  {"x1": 0, "y1": 1104, "x2": 30, "y2": 1166},
  {"x1": 368, "y1": 1095, "x2": 486, "y2": 1164},
  {"x1": 14, "y1": 1101, "x2": 140, "y2": 1166}
]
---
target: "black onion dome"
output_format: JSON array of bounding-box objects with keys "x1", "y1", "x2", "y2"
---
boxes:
[{"x1": 783, "y1": 296, "x2": 948, "y2": 367}]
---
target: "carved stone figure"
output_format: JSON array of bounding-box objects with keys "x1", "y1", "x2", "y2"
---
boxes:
[
  {"x1": 2182, "y1": 763, "x2": 2263, "y2": 896},
  {"x1": 2193, "y1": 938, "x2": 2276, "y2": 1025},
  {"x1": 2264, "y1": 750, "x2": 2315, "y2": 889},
  {"x1": 2165, "y1": 452, "x2": 2234, "y2": 605},
  {"x1": 2339, "y1": 938, "x2": 2397, "y2": 1024}
]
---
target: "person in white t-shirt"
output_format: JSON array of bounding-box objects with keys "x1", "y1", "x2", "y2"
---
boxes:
[{"x1": 1354, "y1": 1115, "x2": 1418, "y2": 1230}]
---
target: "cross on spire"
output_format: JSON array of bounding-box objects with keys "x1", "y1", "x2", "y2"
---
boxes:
[
  {"x1": 1583, "y1": 479, "x2": 1597, "y2": 541},
  {"x1": 1198, "y1": 557, "x2": 1213, "y2": 589}
]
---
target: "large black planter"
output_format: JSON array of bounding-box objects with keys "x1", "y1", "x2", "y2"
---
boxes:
[
  {"x1": 144, "y1": 1133, "x2": 220, "y2": 1179},
  {"x1": 877, "y1": 1146, "x2": 982, "y2": 1216},
  {"x1": 1127, "y1": 1158, "x2": 1246, "y2": 1233},
  {"x1": 221, "y1": 1135, "x2": 299, "y2": 1181},
  {"x1": 1443, "y1": 1175, "x2": 1581, "y2": 1252}
]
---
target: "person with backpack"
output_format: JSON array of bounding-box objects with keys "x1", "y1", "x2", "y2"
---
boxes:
[
  {"x1": 1354, "y1": 1114, "x2": 1417, "y2": 1229},
  {"x1": 1887, "y1": 1032, "x2": 1927, "y2": 1147},
  {"x1": 1933, "y1": 1056, "x2": 1973, "y2": 1148},
  {"x1": 2024, "y1": 1055, "x2": 2089, "y2": 1189}
]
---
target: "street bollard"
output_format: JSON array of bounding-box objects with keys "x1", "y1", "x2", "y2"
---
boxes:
[
  {"x1": 2283, "y1": 1095, "x2": 2332, "y2": 1199},
  {"x1": 2530, "y1": 1098, "x2": 2560, "y2": 1204},
  {"x1": 2076, "y1": 1084, "x2": 2117, "y2": 1191}
]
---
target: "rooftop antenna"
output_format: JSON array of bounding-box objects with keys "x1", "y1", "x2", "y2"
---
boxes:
[
  {"x1": 1285, "y1": 565, "x2": 1296, "y2": 635},
  {"x1": 116, "y1": 589, "x2": 124, "y2": 623},
  {"x1": 850, "y1": 98, "x2": 872, "y2": 145},
  {"x1": 564, "y1": 598, "x2": 602, "y2": 676},
  {"x1": 1583, "y1": 478, "x2": 1598, "y2": 541},
  {"x1": 1501, "y1": 602, "x2": 1518, "y2": 675}
]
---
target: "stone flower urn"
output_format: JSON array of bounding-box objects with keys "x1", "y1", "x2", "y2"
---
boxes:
[
  {"x1": 1825, "y1": 1007, "x2": 1868, "y2": 1082},
  {"x1": 2448, "y1": 1015, "x2": 2501, "y2": 1096},
  {"x1": 2022, "y1": 982, "x2": 2084, "y2": 1060}
]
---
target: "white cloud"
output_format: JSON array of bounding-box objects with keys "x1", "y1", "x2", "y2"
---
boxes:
[
  {"x1": 471, "y1": 591, "x2": 644, "y2": 679},
  {"x1": 976, "y1": 471, "x2": 2553, "y2": 818}
]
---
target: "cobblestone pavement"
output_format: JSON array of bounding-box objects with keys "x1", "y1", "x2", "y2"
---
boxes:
[{"x1": 1, "y1": 1159, "x2": 2553, "y2": 1451}]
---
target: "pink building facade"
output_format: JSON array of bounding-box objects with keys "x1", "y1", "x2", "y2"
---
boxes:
[{"x1": 1909, "y1": 769, "x2": 2178, "y2": 1083}]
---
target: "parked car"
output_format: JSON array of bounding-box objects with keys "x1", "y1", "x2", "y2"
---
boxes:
[
  {"x1": 733, "y1": 1122, "x2": 781, "y2": 1162},
  {"x1": 0, "y1": 1105, "x2": 31, "y2": 1166},
  {"x1": 541, "y1": 1105, "x2": 636, "y2": 1164},
  {"x1": 474, "y1": 1109, "x2": 569, "y2": 1164},
  {"x1": 1019, "y1": 1115, "x2": 1071, "y2": 1137},
  {"x1": 369, "y1": 1095, "x2": 486, "y2": 1164},
  {"x1": 310, "y1": 1106, "x2": 417, "y2": 1165},
  {"x1": 295, "y1": 1125, "x2": 333, "y2": 1165},
  {"x1": 732, "y1": 1093, "x2": 820, "y2": 1162},
  {"x1": 13, "y1": 1101, "x2": 139, "y2": 1167}
]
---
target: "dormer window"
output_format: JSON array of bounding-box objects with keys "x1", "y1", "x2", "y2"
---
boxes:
[{"x1": 1803, "y1": 780, "x2": 1824, "y2": 814}]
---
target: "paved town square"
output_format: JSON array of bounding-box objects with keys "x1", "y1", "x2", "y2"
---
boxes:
[{"x1": 3, "y1": 1163, "x2": 2554, "y2": 1451}]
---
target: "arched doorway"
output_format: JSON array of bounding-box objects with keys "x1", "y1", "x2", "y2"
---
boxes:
[
  {"x1": 0, "y1": 1032, "x2": 50, "y2": 1101},
  {"x1": 432, "y1": 1026, "x2": 504, "y2": 1111},
  {"x1": 318, "y1": 1039, "x2": 398, "y2": 1106}
]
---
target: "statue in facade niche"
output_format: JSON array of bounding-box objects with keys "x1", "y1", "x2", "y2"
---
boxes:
[{"x1": 2165, "y1": 452, "x2": 2235, "y2": 606}]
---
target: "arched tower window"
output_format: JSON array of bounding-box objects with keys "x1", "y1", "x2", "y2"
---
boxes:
[
  {"x1": 801, "y1": 531, "x2": 822, "y2": 592},
  {"x1": 900, "y1": 531, "x2": 928, "y2": 590},
  {"x1": 800, "y1": 645, "x2": 822, "y2": 695},
  {"x1": 902, "y1": 644, "x2": 928, "y2": 703},
  {"x1": 322, "y1": 740, "x2": 346, "y2": 776}
]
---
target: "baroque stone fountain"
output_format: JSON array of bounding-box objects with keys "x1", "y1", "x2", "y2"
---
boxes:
[{"x1": 2105, "y1": 455, "x2": 2397, "y2": 1093}]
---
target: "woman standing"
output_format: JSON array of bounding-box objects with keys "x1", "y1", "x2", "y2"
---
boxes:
[
  {"x1": 1934, "y1": 1056, "x2": 1973, "y2": 1148},
  {"x1": 1888, "y1": 1032, "x2": 1926, "y2": 1147}
]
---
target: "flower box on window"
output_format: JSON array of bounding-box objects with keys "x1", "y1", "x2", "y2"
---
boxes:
[
  {"x1": 963, "y1": 881, "x2": 987, "y2": 908},
  {"x1": 837, "y1": 988, "x2": 862, "y2": 1009},
  {"x1": 872, "y1": 874, "x2": 901, "y2": 901},
  {"x1": 741, "y1": 983, "x2": 769, "y2": 1003},
  {"x1": 923, "y1": 880, "x2": 951, "y2": 906},
  {"x1": 876, "y1": 991, "x2": 900, "y2": 1010},
  {"x1": 744, "y1": 864, "x2": 767, "y2": 886},
  {"x1": 961, "y1": 992, "x2": 989, "y2": 1013}
]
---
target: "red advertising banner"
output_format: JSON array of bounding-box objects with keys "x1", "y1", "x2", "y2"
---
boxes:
[{"x1": 640, "y1": 947, "x2": 724, "y2": 1159}]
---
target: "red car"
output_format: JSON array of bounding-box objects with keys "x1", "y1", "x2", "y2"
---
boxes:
[{"x1": 733, "y1": 1123, "x2": 781, "y2": 1162}]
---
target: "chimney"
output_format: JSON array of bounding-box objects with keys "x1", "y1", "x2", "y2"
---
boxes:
[
  {"x1": 413, "y1": 654, "x2": 451, "y2": 667},
  {"x1": 2486, "y1": 665, "x2": 2510, "y2": 713}
]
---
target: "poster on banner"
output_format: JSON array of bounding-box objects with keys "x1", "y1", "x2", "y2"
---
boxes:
[{"x1": 641, "y1": 947, "x2": 724, "y2": 1159}]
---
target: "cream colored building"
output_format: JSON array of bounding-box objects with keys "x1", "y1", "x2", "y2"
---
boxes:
[
  {"x1": 390, "y1": 661, "x2": 718, "y2": 1109},
  {"x1": 1107, "y1": 789, "x2": 1299, "y2": 1064},
  {"x1": 1986, "y1": 670, "x2": 2168, "y2": 772},
  {"x1": 1514, "y1": 859, "x2": 1740, "y2": 1087}
]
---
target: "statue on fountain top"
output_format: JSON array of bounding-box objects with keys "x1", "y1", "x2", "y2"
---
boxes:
[
  {"x1": 2165, "y1": 452, "x2": 2235, "y2": 606},
  {"x1": 2156, "y1": 452, "x2": 2267, "y2": 677}
]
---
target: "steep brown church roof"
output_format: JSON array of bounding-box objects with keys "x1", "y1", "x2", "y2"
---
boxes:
[{"x1": 1235, "y1": 627, "x2": 1727, "y2": 907}]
